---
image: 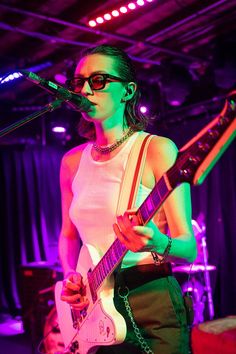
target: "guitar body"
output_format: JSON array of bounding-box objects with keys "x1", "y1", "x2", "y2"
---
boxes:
[{"x1": 55, "y1": 244, "x2": 127, "y2": 354}]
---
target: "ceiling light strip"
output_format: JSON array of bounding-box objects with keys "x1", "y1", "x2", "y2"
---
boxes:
[{"x1": 88, "y1": 0, "x2": 154, "y2": 27}]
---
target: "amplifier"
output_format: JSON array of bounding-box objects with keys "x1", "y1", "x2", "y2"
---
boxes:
[{"x1": 17, "y1": 262, "x2": 63, "y2": 342}]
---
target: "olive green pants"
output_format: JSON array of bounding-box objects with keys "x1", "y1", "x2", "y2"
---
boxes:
[{"x1": 97, "y1": 275, "x2": 189, "y2": 354}]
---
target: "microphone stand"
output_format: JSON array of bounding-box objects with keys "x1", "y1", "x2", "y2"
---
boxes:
[{"x1": 0, "y1": 98, "x2": 63, "y2": 138}]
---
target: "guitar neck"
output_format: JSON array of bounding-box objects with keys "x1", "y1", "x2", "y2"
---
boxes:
[{"x1": 136, "y1": 175, "x2": 173, "y2": 225}]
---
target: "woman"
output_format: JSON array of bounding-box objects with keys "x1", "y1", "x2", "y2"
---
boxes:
[{"x1": 58, "y1": 44, "x2": 197, "y2": 353}]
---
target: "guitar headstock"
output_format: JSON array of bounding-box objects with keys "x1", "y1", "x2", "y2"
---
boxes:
[{"x1": 167, "y1": 91, "x2": 236, "y2": 187}]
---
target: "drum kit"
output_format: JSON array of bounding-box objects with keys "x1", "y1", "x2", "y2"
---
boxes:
[{"x1": 173, "y1": 217, "x2": 216, "y2": 324}]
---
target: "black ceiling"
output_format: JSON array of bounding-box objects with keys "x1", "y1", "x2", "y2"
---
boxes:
[{"x1": 1, "y1": 0, "x2": 236, "y2": 145}]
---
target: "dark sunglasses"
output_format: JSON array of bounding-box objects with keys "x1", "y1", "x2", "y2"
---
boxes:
[{"x1": 66, "y1": 73, "x2": 125, "y2": 93}]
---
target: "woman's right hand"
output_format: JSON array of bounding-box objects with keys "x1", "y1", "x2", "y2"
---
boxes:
[{"x1": 61, "y1": 272, "x2": 89, "y2": 310}]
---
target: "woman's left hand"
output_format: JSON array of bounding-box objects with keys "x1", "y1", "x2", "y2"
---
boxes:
[{"x1": 113, "y1": 210, "x2": 164, "y2": 253}]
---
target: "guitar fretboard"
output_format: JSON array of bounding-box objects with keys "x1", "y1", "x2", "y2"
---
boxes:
[
  {"x1": 88, "y1": 238, "x2": 126, "y2": 302},
  {"x1": 137, "y1": 176, "x2": 171, "y2": 224}
]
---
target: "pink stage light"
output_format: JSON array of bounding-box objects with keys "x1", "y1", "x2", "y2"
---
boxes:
[
  {"x1": 96, "y1": 17, "x2": 104, "y2": 24},
  {"x1": 111, "y1": 10, "x2": 120, "y2": 17},
  {"x1": 140, "y1": 105, "x2": 148, "y2": 113},
  {"x1": 52, "y1": 126, "x2": 66, "y2": 133},
  {"x1": 128, "y1": 3, "x2": 136, "y2": 9},
  {"x1": 104, "y1": 13, "x2": 112, "y2": 20},
  {"x1": 170, "y1": 100, "x2": 182, "y2": 107},
  {"x1": 88, "y1": 0, "x2": 154, "y2": 27},
  {"x1": 120, "y1": 6, "x2": 128, "y2": 13},
  {"x1": 137, "y1": 0, "x2": 145, "y2": 6},
  {"x1": 88, "y1": 20, "x2": 96, "y2": 27}
]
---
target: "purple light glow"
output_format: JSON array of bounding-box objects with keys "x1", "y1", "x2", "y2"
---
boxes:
[
  {"x1": 169, "y1": 100, "x2": 182, "y2": 107},
  {"x1": 0, "y1": 72, "x2": 22, "y2": 84},
  {"x1": 54, "y1": 73, "x2": 67, "y2": 85},
  {"x1": 0, "y1": 316, "x2": 24, "y2": 336},
  {"x1": 52, "y1": 126, "x2": 66, "y2": 133},
  {"x1": 140, "y1": 105, "x2": 148, "y2": 113}
]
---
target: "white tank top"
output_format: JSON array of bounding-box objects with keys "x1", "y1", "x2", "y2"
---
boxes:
[{"x1": 69, "y1": 132, "x2": 165, "y2": 268}]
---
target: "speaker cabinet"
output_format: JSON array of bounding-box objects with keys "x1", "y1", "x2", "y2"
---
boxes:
[{"x1": 17, "y1": 262, "x2": 62, "y2": 343}]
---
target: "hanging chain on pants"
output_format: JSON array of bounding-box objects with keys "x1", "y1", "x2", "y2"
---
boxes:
[{"x1": 118, "y1": 286, "x2": 154, "y2": 354}]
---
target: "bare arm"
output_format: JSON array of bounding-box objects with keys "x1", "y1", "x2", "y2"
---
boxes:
[
  {"x1": 58, "y1": 146, "x2": 89, "y2": 309},
  {"x1": 149, "y1": 136, "x2": 197, "y2": 263},
  {"x1": 58, "y1": 153, "x2": 81, "y2": 276}
]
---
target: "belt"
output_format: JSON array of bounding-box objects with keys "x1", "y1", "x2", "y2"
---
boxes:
[{"x1": 115, "y1": 262, "x2": 172, "y2": 291}]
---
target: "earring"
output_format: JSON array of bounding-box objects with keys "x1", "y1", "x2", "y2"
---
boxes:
[{"x1": 126, "y1": 88, "x2": 132, "y2": 96}]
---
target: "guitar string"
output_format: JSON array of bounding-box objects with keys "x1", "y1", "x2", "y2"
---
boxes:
[{"x1": 92, "y1": 238, "x2": 127, "y2": 291}]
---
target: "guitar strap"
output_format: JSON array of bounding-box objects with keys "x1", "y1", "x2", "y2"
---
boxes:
[
  {"x1": 116, "y1": 131, "x2": 153, "y2": 216},
  {"x1": 115, "y1": 131, "x2": 157, "y2": 354},
  {"x1": 115, "y1": 131, "x2": 153, "y2": 270}
]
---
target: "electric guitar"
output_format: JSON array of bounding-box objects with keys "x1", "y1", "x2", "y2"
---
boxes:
[{"x1": 55, "y1": 91, "x2": 236, "y2": 354}]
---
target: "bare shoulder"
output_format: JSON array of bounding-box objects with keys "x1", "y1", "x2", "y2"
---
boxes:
[
  {"x1": 60, "y1": 142, "x2": 89, "y2": 181},
  {"x1": 147, "y1": 135, "x2": 178, "y2": 179},
  {"x1": 148, "y1": 135, "x2": 178, "y2": 159}
]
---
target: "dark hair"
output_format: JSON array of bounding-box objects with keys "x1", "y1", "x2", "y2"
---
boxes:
[{"x1": 76, "y1": 45, "x2": 148, "y2": 140}]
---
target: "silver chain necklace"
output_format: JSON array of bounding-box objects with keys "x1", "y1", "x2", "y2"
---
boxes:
[{"x1": 93, "y1": 128, "x2": 134, "y2": 154}]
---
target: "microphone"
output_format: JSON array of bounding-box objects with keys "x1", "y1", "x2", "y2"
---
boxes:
[{"x1": 21, "y1": 70, "x2": 92, "y2": 112}]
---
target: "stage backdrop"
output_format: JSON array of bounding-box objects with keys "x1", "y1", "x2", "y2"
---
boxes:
[{"x1": 0, "y1": 126, "x2": 235, "y2": 319}]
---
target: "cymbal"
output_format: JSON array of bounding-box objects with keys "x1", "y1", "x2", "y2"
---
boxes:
[{"x1": 173, "y1": 264, "x2": 216, "y2": 273}]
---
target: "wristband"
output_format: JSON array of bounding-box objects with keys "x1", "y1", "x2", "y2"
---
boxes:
[
  {"x1": 162, "y1": 236, "x2": 172, "y2": 261},
  {"x1": 151, "y1": 236, "x2": 172, "y2": 265}
]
